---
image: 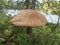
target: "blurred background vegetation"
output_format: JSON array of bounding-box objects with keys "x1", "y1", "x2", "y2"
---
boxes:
[{"x1": 0, "y1": 0, "x2": 60, "y2": 45}]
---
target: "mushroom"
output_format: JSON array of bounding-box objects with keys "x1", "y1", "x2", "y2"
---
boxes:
[{"x1": 10, "y1": 9, "x2": 47, "y2": 36}]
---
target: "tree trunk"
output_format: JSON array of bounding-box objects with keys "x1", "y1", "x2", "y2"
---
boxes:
[
  {"x1": 31, "y1": 0, "x2": 36, "y2": 9},
  {"x1": 25, "y1": 0, "x2": 30, "y2": 9}
]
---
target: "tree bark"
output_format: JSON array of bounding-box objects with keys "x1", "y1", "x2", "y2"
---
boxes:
[
  {"x1": 25, "y1": 0, "x2": 30, "y2": 9},
  {"x1": 31, "y1": 0, "x2": 36, "y2": 9}
]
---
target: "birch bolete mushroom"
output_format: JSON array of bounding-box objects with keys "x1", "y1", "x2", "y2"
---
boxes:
[{"x1": 10, "y1": 9, "x2": 47, "y2": 36}]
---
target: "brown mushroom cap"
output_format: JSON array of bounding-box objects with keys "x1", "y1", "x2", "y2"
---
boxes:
[{"x1": 10, "y1": 9, "x2": 47, "y2": 27}]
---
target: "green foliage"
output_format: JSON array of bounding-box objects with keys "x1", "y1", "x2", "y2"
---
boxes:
[
  {"x1": 38, "y1": 0, "x2": 60, "y2": 15},
  {"x1": 0, "y1": 0, "x2": 60, "y2": 45},
  {"x1": 0, "y1": 14, "x2": 60, "y2": 45}
]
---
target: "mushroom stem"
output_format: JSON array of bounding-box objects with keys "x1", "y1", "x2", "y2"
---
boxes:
[{"x1": 27, "y1": 27, "x2": 32, "y2": 36}]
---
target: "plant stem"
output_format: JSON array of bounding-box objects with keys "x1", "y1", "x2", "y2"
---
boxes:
[{"x1": 27, "y1": 27, "x2": 32, "y2": 36}]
